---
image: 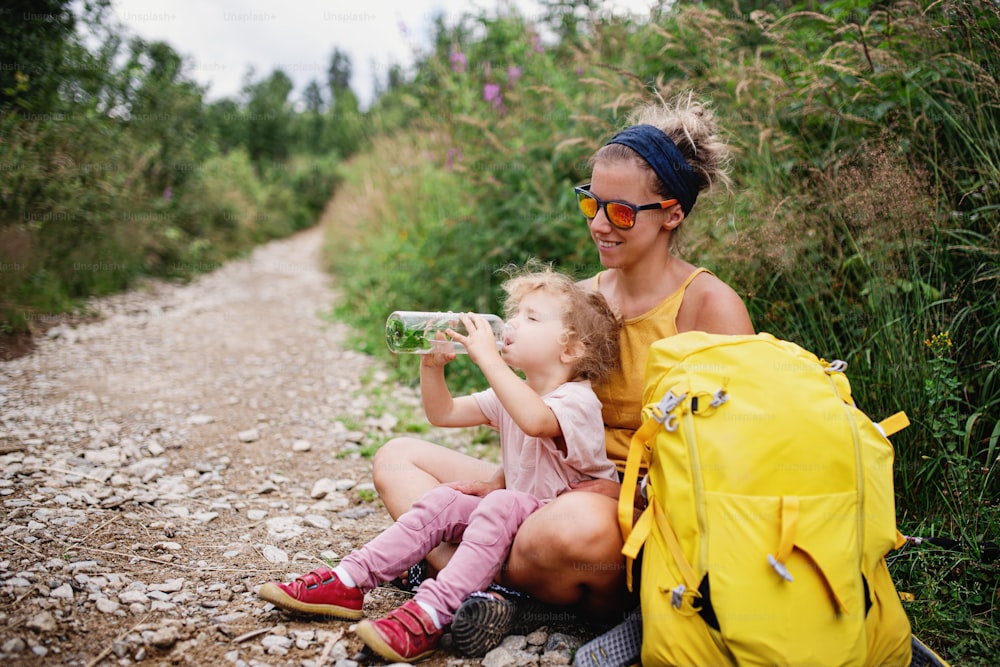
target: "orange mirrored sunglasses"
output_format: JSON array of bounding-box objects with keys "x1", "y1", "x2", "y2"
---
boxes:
[{"x1": 574, "y1": 184, "x2": 678, "y2": 230}]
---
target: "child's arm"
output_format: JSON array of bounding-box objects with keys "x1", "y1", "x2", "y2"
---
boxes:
[
  {"x1": 419, "y1": 339, "x2": 489, "y2": 428},
  {"x1": 450, "y1": 314, "x2": 561, "y2": 438}
]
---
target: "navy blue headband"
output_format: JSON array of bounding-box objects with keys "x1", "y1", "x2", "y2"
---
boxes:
[{"x1": 606, "y1": 124, "x2": 699, "y2": 216}]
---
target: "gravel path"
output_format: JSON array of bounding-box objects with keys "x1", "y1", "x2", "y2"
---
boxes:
[{"x1": 0, "y1": 226, "x2": 595, "y2": 666}]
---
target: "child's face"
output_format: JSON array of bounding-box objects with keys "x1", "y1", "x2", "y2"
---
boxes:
[{"x1": 501, "y1": 289, "x2": 571, "y2": 373}]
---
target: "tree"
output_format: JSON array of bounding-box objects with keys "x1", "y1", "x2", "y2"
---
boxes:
[
  {"x1": 327, "y1": 48, "x2": 352, "y2": 102},
  {"x1": 206, "y1": 98, "x2": 246, "y2": 153},
  {"x1": 303, "y1": 80, "x2": 324, "y2": 113},
  {"x1": 243, "y1": 69, "x2": 294, "y2": 166},
  {"x1": 295, "y1": 80, "x2": 329, "y2": 155},
  {"x1": 0, "y1": 0, "x2": 77, "y2": 110},
  {"x1": 123, "y1": 38, "x2": 207, "y2": 190}
]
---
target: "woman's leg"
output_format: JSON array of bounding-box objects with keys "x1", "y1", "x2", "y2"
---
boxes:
[
  {"x1": 372, "y1": 436, "x2": 500, "y2": 573},
  {"x1": 501, "y1": 491, "x2": 634, "y2": 621}
]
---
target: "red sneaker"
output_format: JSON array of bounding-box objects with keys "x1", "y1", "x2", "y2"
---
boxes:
[
  {"x1": 258, "y1": 567, "x2": 363, "y2": 619},
  {"x1": 355, "y1": 599, "x2": 443, "y2": 662}
]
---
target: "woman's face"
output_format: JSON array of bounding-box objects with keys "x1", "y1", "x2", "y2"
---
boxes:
[{"x1": 586, "y1": 159, "x2": 680, "y2": 270}]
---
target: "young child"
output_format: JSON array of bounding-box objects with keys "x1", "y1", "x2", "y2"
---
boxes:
[{"x1": 258, "y1": 267, "x2": 622, "y2": 662}]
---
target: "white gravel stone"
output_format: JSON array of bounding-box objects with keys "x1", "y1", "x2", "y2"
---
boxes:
[
  {"x1": 261, "y1": 545, "x2": 289, "y2": 564},
  {"x1": 303, "y1": 514, "x2": 331, "y2": 529},
  {"x1": 118, "y1": 590, "x2": 149, "y2": 605},
  {"x1": 2, "y1": 637, "x2": 26, "y2": 654},
  {"x1": 26, "y1": 611, "x2": 57, "y2": 633},
  {"x1": 265, "y1": 516, "x2": 304, "y2": 542},
  {"x1": 147, "y1": 625, "x2": 180, "y2": 648},
  {"x1": 187, "y1": 414, "x2": 216, "y2": 425},
  {"x1": 262, "y1": 634, "x2": 293, "y2": 650},
  {"x1": 238, "y1": 429, "x2": 260, "y2": 443},
  {"x1": 95, "y1": 596, "x2": 121, "y2": 614},
  {"x1": 50, "y1": 583, "x2": 74, "y2": 599},
  {"x1": 333, "y1": 478, "x2": 357, "y2": 491},
  {"x1": 65, "y1": 560, "x2": 100, "y2": 573},
  {"x1": 149, "y1": 578, "x2": 184, "y2": 593},
  {"x1": 309, "y1": 477, "x2": 338, "y2": 499},
  {"x1": 312, "y1": 493, "x2": 350, "y2": 511},
  {"x1": 83, "y1": 447, "x2": 123, "y2": 465}
]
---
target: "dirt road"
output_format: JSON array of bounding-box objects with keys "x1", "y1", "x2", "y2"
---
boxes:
[{"x1": 0, "y1": 226, "x2": 591, "y2": 666}]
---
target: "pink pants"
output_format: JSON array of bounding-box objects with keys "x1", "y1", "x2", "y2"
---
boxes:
[{"x1": 338, "y1": 485, "x2": 542, "y2": 624}]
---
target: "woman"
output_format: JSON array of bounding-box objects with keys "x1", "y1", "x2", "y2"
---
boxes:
[{"x1": 372, "y1": 92, "x2": 753, "y2": 653}]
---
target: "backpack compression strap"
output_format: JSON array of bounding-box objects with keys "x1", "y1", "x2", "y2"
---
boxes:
[
  {"x1": 878, "y1": 412, "x2": 909, "y2": 436},
  {"x1": 618, "y1": 415, "x2": 660, "y2": 591}
]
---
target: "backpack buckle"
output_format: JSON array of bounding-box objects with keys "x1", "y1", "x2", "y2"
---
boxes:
[
  {"x1": 650, "y1": 391, "x2": 687, "y2": 432},
  {"x1": 671, "y1": 583, "x2": 687, "y2": 609},
  {"x1": 825, "y1": 359, "x2": 848, "y2": 373},
  {"x1": 767, "y1": 554, "x2": 794, "y2": 582},
  {"x1": 710, "y1": 388, "x2": 729, "y2": 408}
]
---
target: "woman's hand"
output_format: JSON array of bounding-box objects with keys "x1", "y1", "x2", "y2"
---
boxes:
[{"x1": 569, "y1": 478, "x2": 621, "y2": 499}]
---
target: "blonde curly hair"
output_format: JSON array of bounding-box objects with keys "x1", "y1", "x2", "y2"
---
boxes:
[{"x1": 499, "y1": 264, "x2": 621, "y2": 382}]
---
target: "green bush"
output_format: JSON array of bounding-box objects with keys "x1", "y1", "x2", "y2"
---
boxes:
[{"x1": 0, "y1": 111, "x2": 151, "y2": 329}]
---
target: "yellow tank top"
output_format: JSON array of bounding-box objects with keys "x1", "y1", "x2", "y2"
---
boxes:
[{"x1": 593, "y1": 268, "x2": 709, "y2": 471}]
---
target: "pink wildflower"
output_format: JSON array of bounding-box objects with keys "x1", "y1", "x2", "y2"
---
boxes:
[
  {"x1": 450, "y1": 51, "x2": 467, "y2": 73},
  {"x1": 483, "y1": 83, "x2": 503, "y2": 109},
  {"x1": 446, "y1": 147, "x2": 464, "y2": 170}
]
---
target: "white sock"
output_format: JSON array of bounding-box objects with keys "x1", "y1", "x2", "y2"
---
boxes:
[
  {"x1": 416, "y1": 600, "x2": 443, "y2": 629},
  {"x1": 332, "y1": 566, "x2": 356, "y2": 588}
]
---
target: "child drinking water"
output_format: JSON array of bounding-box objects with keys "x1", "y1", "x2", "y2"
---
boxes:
[{"x1": 259, "y1": 266, "x2": 622, "y2": 661}]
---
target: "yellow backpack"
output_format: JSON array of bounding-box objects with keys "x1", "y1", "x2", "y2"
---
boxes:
[{"x1": 618, "y1": 332, "x2": 915, "y2": 666}]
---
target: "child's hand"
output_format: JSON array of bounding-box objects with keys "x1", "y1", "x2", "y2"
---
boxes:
[
  {"x1": 447, "y1": 313, "x2": 500, "y2": 367},
  {"x1": 446, "y1": 479, "x2": 502, "y2": 498},
  {"x1": 420, "y1": 331, "x2": 456, "y2": 369}
]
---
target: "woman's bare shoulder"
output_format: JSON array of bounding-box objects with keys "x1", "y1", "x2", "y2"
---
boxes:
[{"x1": 680, "y1": 271, "x2": 755, "y2": 334}]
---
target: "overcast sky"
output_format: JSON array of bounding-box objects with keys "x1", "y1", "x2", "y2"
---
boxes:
[{"x1": 109, "y1": 0, "x2": 658, "y2": 109}]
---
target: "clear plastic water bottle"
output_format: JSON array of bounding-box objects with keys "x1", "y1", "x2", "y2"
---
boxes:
[{"x1": 385, "y1": 311, "x2": 508, "y2": 354}]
